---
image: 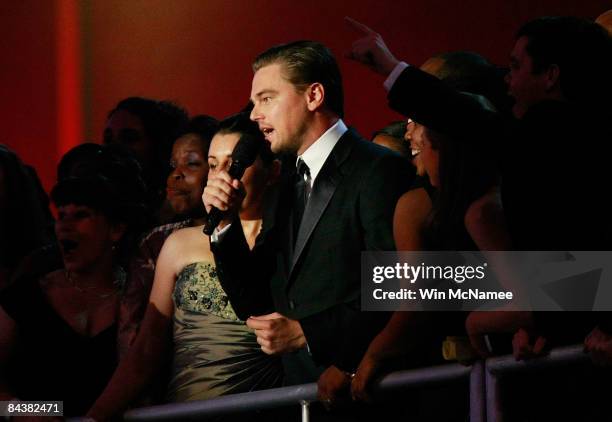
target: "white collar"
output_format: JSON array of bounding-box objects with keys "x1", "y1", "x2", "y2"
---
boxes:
[{"x1": 297, "y1": 119, "x2": 347, "y2": 183}]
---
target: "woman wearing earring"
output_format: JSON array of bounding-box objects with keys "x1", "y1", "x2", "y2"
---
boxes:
[
  {"x1": 87, "y1": 112, "x2": 283, "y2": 421},
  {"x1": 0, "y1": 145, "x2": 146, "y2": 416}
]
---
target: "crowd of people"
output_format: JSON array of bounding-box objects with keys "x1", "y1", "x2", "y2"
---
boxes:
[{"x1": 1, "y1": 11, "x2": 611, "y2": 421}]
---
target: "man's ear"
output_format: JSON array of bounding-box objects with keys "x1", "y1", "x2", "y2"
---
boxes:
[
  {"x1": 305, "y1": 83, "x2": 325, "y2": 112},
  {"x1": 544, "y1": 64, "x2": 561, "y2": 92}
]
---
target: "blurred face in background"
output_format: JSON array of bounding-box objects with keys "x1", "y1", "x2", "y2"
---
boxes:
[
  {"x1": 506, "y1": 36, "x2": 550, "y2": 118},
  {"x1": 55, "y1": 204, "x2": 124, "y2": 274},
  {"x1": 166, "y1": 133, "x2": 209, "y2": 216},
  {"x1": 104, "y1": 110, "x2": 153, "y2": 167}
]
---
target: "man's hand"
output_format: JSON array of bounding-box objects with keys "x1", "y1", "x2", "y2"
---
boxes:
[
  {"x1": 345, "y1": 16, "x2": 399, "y2": 76},
  {"x1": 512, "y1": 328, "x2": 548, "y2": 360},
  {"x1": 317, "y1": 365, "x2": 353, "y2": 410},
  {"x1": 202, "y1": 169, "x2": 244, "y2": 228},
  {"x1": 584, "y1": 326, "x2": 612, "y2": 366},
  {"x1": 246, "y1": 312, "x2": 307, "y2": 355}
]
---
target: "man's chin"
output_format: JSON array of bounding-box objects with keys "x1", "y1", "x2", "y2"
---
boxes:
[{"x1": 271, "y1": 142, "x2": 295, "y2": 156}]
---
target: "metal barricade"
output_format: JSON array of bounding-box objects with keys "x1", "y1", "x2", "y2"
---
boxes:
[
  {"x1": 121, "y1": 344, "x2": 590, "y2": 422},
  {"x1": 124, "y1": 362, "x2": 474, "y2": 422}
]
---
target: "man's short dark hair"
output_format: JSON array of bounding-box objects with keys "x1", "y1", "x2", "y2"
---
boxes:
[
  {"x1": 252, "y1": 40, "x2": 344, "y2": 118},
  {"x1": 517, "y1": 16, "x2": 612, "y2": 107}
]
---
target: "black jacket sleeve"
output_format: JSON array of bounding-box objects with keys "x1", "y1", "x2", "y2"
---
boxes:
[{"x1": 211, "y1": 219, "x2": 276, "y2": 320}]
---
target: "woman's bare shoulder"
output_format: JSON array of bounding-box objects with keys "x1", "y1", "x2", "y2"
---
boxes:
[{"x1": 161, "y1": 226, "x2": 213, "y2": 266}]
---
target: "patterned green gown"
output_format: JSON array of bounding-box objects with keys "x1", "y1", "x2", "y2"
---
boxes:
[{"x1": 166, "y1": 262, "x2": 282, "y2": 402}]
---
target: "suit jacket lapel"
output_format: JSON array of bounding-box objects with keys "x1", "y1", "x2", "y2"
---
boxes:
[{"x1": 289, "y1": 129, "x2": 356, "y2": 278}]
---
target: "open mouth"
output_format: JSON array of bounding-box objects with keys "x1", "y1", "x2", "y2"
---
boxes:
[
  {"x1": 261, "y1": 128, "x2": 274, "y2": 138},
  {"x1": 59, "y1": 239, "x2": 79, "y2": 253},
  {"x1": 411, "y1": 147, "x2": 422, "y2": 157}
]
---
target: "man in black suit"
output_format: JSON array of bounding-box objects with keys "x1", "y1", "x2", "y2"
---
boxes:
[{"x1": 204, "y1": 41, "x2": 413, "y2": 399}]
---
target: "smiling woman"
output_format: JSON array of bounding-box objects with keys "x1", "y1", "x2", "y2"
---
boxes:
[
  {"x1": 166, "y1": 115, "x2": 218, "y2": 220},
  {"x1": 118, "y1": 115, "x2": 218, "y2": 356},
  {"x1": 0, "y1": 144, "x2": 147, "y2": 416}
]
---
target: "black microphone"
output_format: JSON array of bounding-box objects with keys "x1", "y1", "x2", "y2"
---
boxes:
[{"x1": 203, "y1": 135, "x2": 260, "y2": 235}]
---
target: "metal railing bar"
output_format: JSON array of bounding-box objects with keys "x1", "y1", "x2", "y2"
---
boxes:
[
  {"x1": 124, "y1": 362, "x2": 471, "y2": 421},
  {"x1": 470, "y1": 360, "x2": 485, "y2": 422},
  {"x1": 124, "y1": 383, "x2": 317, "y2": 421},
  {"x1": 374, "y1": 362, "x2": 471, "y2": 392},
  {"x1": 486, "y1": 344, "x2": 588, "y2": 375},
  {"x1": 485, "y1": 366, "x2": 502, "y2": 422},
  {"x1": 124, "y1": 345, "x2": 590, "y2": 421}
]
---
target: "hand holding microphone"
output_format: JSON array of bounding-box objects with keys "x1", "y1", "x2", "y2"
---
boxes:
[{"x1": 202, "y1": 135, "x2": 259, "y2": 235}]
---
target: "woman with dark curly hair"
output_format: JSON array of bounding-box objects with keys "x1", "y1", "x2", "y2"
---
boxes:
[{"x1": 0, "y1": 145, "x2": 147, "y2": 416}]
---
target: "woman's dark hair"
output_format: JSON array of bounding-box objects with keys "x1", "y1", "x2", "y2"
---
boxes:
[
  {"x1": 183, "y1": 114, "x2": 218, "y2": 154},
  {"x1": 51, "y1": 144, "x2": 148, "y2": 267},
  {"x1": 169, "y1": 115, "x2": 219, "y2": 167},
  {"x1": 216, "y1": 112, "x2": 274, "y2": 168},
  {"x1": 0, "y1": 145, "x2": 54, "y2": 271},
  {"x1": 57, "y1": 142, "x2": 104, "y2": 181},
  {"x1": 421, "y1": 93, "x2": 499, "y2": 248}
]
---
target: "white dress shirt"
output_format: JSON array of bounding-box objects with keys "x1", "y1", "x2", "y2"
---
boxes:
[
  {"x1": 384, "y1": 61, "x2": 410, "y2": 92},
  {"x1": 297, "y1": 119, "x2": 348, "y2": 188}
]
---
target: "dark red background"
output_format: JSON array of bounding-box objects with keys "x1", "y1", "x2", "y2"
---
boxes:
[{"x1": 2, "y1": 0, "x2": 609, "y2": 192}]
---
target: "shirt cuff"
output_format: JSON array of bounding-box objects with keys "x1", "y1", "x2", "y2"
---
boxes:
[
  {"x1": 210, "y1": 223, "x2": 232, "y2": 243},
  {"x1": 384, "y1": 61, "x2": 410, "y2": 92}
]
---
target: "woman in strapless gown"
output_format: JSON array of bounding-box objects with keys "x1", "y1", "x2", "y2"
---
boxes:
[
  {"x1": 88, "y1": 112, "x2": 283, "y2": 420},
  {"x1": 167, "y1": 261, "x2": 282, "y2": 401}
]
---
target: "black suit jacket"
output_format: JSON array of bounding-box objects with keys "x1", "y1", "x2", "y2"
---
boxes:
[{"x1": 212, "y1": 128, "x2": 414, "y2": 383}]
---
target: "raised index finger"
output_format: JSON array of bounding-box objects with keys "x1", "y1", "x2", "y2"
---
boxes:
[{"x1": 344, "y1": 16, "x2": 375, "y2": 35}]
